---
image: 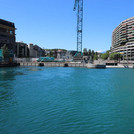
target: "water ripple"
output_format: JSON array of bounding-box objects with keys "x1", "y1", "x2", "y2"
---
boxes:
[{"x1": 0, "y1": 67, "x2": 134, "y2": 133}]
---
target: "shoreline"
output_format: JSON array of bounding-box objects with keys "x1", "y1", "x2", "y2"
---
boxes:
[
  {"x1": 18, "y1": 62, "x2": 131, "y2": 69},
  {"x1": 0, "y1": 62, "x2": 133, "y2": 69},
  {"x1": 106, "y1": 65, "x2": 124, "y2": 68}
]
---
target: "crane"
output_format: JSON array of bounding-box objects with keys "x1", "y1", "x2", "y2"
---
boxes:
[{"x1": 74, "y1": 0, "x2": 83, "y2": 54}]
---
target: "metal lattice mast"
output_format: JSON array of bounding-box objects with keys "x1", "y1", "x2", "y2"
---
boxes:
[{"x1": 74, "y1": 0, "x2": 83, "y2": 53}]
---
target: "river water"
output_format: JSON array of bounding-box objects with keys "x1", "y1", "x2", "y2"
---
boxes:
[{"x1": 0, "y1": 67, "x2": 134, "y2": 134}]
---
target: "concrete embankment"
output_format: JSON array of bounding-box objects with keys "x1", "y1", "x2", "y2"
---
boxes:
[
  {"x1": 0, "y1": 63, "x2": 20, "y2": 67},
  {"x1": 19, "y1": 62, "x2": 134, "y2": 69},
  {"x1": 106, "y1": 63, "x2": 134, "y2": 68},
  {"x1": 19, "y1": 62, "x2": 86, "y2": 67},
  {"x1": 86, "y1": 64, "x2": 106, "y2": 69},
  {"x1": 106, "y1": 65, "x2": 124, "y2": 68},
  {"x1": 19, "y1": 62, "x2": 107, "y2": 69}
]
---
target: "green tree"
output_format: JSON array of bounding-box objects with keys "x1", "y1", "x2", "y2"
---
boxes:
[
  {"x1": 109, "y1": 53, "x2": 122, "y2": 61},
  {"x1": 88, "y1": 49, "x2": 91, "y2": 57},
  {"x1": 49, "y1": 50, "x2": 53, "y2": 57},
  {"x1": 101, "y1": 50, "x2": 110, "y2": 60},
  {"x1": 94, "y1": 52, "x2": 98, "y2": 60},
  {"x1": 91, "y1": 50, "x2": 95, "y2": 59},
  {"x1": 83, "y1": 48, "x2": 88, "y2": 56},
  {"x1": 95, "y1": 52, "x2": 98, "y2": 55},
  {"x1": 1, "y1": 44, "x2": 9, "y2": 60},
  {"x1": 109, "y1": 53, "x2": 115, "y2": 60},
  {"x1": 53, "y1": 49, "x2": 57, "y2": 58}
]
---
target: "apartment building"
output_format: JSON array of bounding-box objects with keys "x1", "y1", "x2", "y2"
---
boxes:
[
  {"x1": 111, "y1": 17, "x2": 134, "y2": 60},
  {"x1": 0, "y1": 19, "x2": 16, "y2": 51}
]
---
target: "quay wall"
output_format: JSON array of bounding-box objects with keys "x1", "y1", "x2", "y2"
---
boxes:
[{"x1": 19, "y1": 62, "x2": 86, "y2": 68}]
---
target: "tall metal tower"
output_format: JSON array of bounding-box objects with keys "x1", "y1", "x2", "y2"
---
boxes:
[{"x1": 74, "y1": 0, "x2": 83, "y2": 53}]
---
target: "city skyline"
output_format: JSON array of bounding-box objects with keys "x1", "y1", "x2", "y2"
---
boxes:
[{"x1": 1, "y1": 0, "x2": 134, "y2": 52}]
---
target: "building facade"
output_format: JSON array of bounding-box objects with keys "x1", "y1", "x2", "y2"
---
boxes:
[
  {"x1": 45, "y1": 49, "x2": 67, "y2": 59},
  {"x1": 0, "y1": 19, "x2": 16, "y2": 51},
  {"x1": 34, "y1": 45, "x2": 44, "y2": 57},
  {"x1": 111, "y1": 17, "x2": 134, "y2": 60},
  {"x1": 28, "y1": 43, "x2": 45, "y2": 58},
  {"x1": 16, "y1": 42, "x2": 29, "y2": 57}
]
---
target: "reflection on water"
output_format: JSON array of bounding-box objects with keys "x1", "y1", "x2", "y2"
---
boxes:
[
  {"x1": 0, "y1": 68, "x2": 26, "y2": 110},
  {"x1": 0, "y1": 67, "x2": 42, "y2": 108},
  {"x1": 0, "y1": 70, "x2": 15, "y2": 81},
  {"x1": 0, "y1": 68, "x2": 25, "y2": 81},
  {"x1": 26, "y1": 67, "x2": 42, "y2": 72}
]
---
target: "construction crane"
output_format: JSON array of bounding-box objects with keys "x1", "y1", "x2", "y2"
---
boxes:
[{"x1": 74, "y1": 0, "x2": 83, "y2": 54}]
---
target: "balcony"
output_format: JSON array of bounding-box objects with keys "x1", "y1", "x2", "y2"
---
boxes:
[
  {"x1": 128, "y1": 38, "x2": 134, "y2": 41},
  {"x1": 0, "y1": 31, "x2": 15, "y2": 37}
]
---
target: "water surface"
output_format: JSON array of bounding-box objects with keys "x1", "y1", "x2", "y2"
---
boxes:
[{"x1": 0, "y1": 67, "x2": 134, "y2": 134}]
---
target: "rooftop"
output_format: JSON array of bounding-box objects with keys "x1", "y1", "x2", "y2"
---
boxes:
[{"x1": 0, "y1": 19, "x2": 15, "y2": 28}]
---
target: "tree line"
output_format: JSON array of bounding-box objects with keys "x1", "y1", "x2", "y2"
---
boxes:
[
  {"x1": 83, "y1": 48, "x2": 123, "y2": 61},
  {"x1": 101, "y1": 50, "x2": 123, "y2": 60},
  {"x1": 83, "y1": 48, "x2": 99, "y2": 60}
]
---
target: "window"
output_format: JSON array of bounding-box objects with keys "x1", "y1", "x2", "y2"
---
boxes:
[{"x1": 10, "y1": 31, "x2": 13, "y2": 35}]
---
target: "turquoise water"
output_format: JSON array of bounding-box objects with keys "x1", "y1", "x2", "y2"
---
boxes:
[{"x1": 0, "y1": 67, "x2": 134, "y2": 134}]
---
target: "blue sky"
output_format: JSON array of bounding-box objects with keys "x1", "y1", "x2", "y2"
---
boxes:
[{"x1": 0, "y1": 0, "x2": 134, "y2": 52}]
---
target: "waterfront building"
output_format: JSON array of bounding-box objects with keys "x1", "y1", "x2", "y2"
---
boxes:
[
  {"x1": 28, "y1": 43, "x2": 45, "y2": 58},
  {"x1": 55, "y1": 49, "x2": 67, "y2": 59},
  {"x1": 34, "y1": 45, "x2": 45, "y2": 57},
  {"x1": 45, "y1": 49, "x2": 51, "y2": 56},
  {"x1": 65, "y1": 50, "x2": 77, "y2": 61},
  {"x1": 111, "y1": 17, "x2": 134, "y2": 60},
  {"x1": 66, "y1": 50, "x2": 77, "y2": 57},
  {"x1": 15, "y1": 42, "x2": 29, "y2": 58},
  {"x1": 0, "y1": 19, "x2": 16, "y2": 51},
  {"x1": 28, "y1": 43, "x2": 36, "y2": 58},
  {"x1": 45, "y1": 49, "x2": 67, "y2": 59}
]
